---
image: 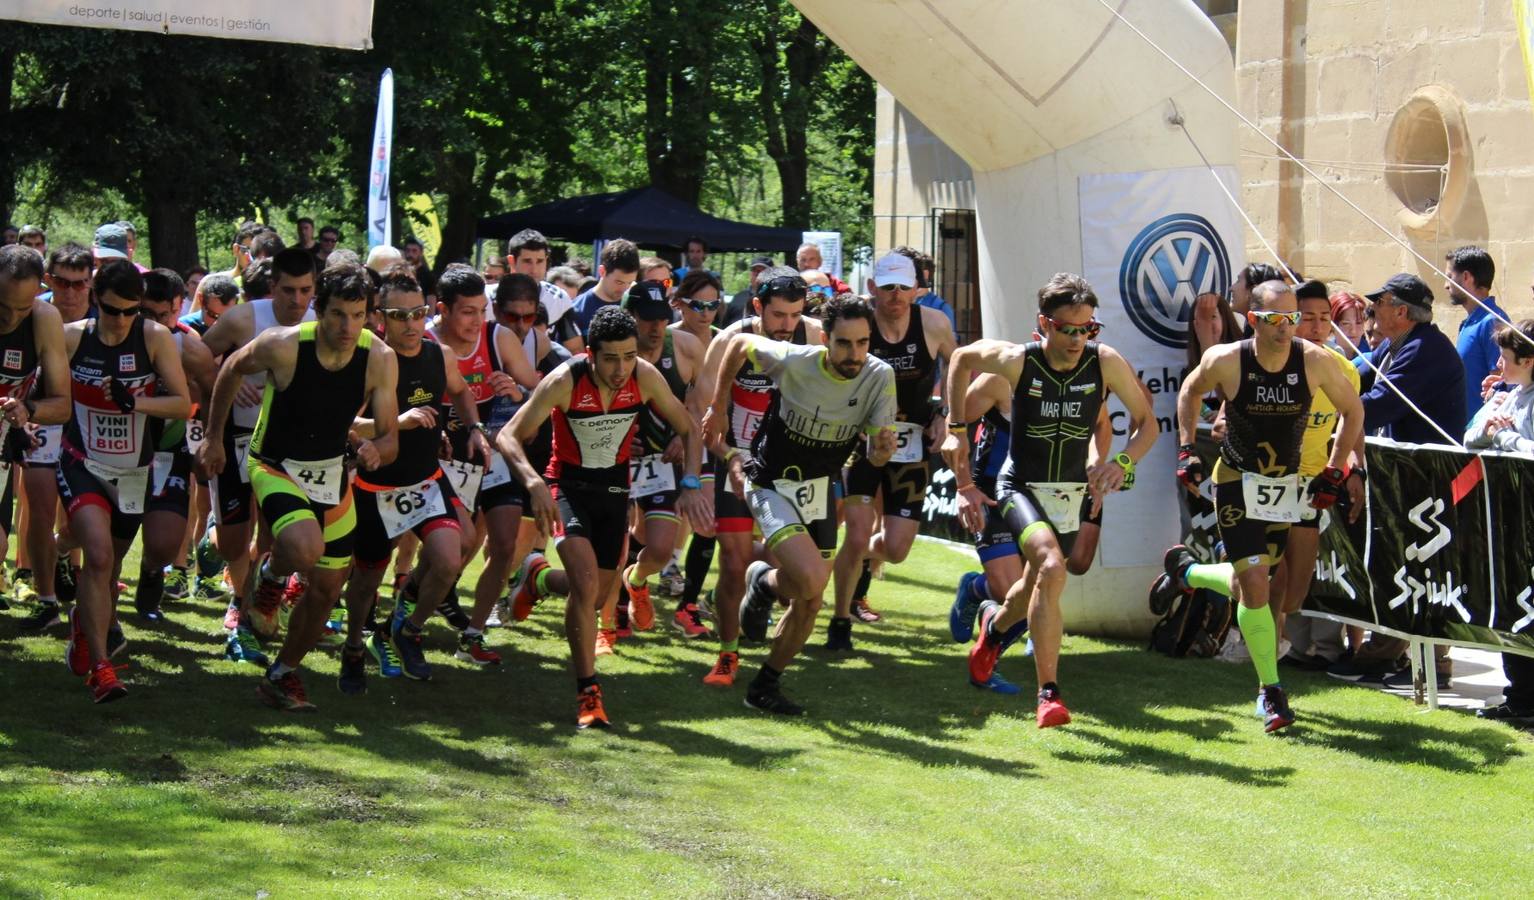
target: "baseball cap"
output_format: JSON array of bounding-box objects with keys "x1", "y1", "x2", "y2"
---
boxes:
[
  {"x1": 620, "y1": 280, "x2": 672, "y2": 320},
  {"x1": 1365, "y1": 273, "x2": 1432, "y2": 309},
  {"x1": 94, "y1": 223, "x2": 130, "y2": 259},
  {"x1": 871, "y1": 252, "x2": 916, "y2": 288},
  {"x1": 748, "y1": 255, "x2": 773, "y2": 271}
]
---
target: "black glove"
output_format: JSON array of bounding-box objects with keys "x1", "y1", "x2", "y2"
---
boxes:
[
  {"x1": 1176, "y1": 444, "x2": 1205, "y2": 491},
  {"x1": 2, "y1": 423, "x2": 27, "y2": 463},
  {"x1": 106, "y1": 377, "x2": 136, "y2": 413},
  {"x1": 1307, "y1": 465, "x2": 1348, "y2": 510}
]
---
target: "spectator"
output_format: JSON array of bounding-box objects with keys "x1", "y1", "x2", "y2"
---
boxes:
[
  {"x1": 801, "y1": 269, "x2": 834, "y2": 314},
  {"x1": 506, "y1": 229, "x2": 550, "y2": 279},
  {"x1": 1230, "y1": 262, "x2": 1283, "y2": 315},
  {"x1": 1466, "y1": 320, "x2": 1534, "y2": 722},
  {"x1": 366, "y1": 244, "x2": 406, "y2": 275},
  {"x1": 795, "y1": 241, "x2": 851, "y2": 294},
  {"x1": 314, "y1": 225, "x2": 341, "y2": 263},
  {"x1": 18, "y1": 225, "x2": 45, "y2": 255},
  {"x1": 570, "y1": 238, "x2": 640, "y2": 341},
  {"x1": 546, "y1": 265, "x2": 583, "y2": 300},
  {"x1": 1329, "y1": 290, "x2": 1369, "y2": 354},
  {"x1": 1, "y1": 225, "x2": 16, "y2": 245},
  {"x1": 44, "y1": 243, "x2": 95, "y2": 322},
  {"x1": 93, "y1": 222, "x2": 132, "y2": 267},
  {"x1": 296, "y1": 217, "x2": 316, "y2": 251},
  {"x1": 241, "y1": 258, "x2": 274, "y2": 301},
  {"x1": 1185, "y1": 290, "x2": 1241, "y2": 419},
  {"x1": 1445, "y1": 246, "x2": 1509, "y2": 423},
  {"x1": 567, "y1": 257, "x2": 593, "y2": 278},
  {"x1": 675, "y1": 235, "x2": 714, "y2": 281},
  {"x1": 482, "y1": 254, "x2": 507, "y2": 284},
  {"x1": 184, "y1": 265, "x2": 207, "y2": 301},
  {"x1": 640, "y1": 255, "x2": 673, "y2": 285},
  {"x1": 721, "y1": 255, "x2": 773, "y2": 327},
  {"x1": 401, "y1": 236, "x2": 435, "y2": 296}
]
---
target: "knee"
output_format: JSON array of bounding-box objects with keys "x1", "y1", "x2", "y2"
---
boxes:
[
  {"x1": 798, "y1": 592, "x2": 824, "y2": 618},
  {"x1": 276, "y1": 531, "x2": 322, "y2": 571},
  {"x1": 483, "y1": 527, "x2": 516, "y2": 561},
  {"x1": 882, "y1": 533, "x2": 914, "y2": 564},
  {"x1": 1037, "y1": 554, "x2": 1067, "y2": 590}
]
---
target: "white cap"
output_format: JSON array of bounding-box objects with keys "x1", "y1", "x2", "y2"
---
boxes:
[{"x1": 871, "y1": 252, "x2": 916, "y2": 288}]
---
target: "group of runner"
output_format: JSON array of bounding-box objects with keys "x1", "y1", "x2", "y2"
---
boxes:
[{"x1": 0, "y1": 224, "x2": 1365, "y2": 733}]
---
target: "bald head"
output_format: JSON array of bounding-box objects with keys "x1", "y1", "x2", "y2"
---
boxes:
[{"x1": 1249, "y1": 279, "x2": 1295, "y2": 312}]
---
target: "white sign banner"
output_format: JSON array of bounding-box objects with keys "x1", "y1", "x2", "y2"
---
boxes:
[
  {"x1": 1078, "y1": 166, "x2": 1247, "y2": 567},
  {"x1": 367, "y1": 68, "x2": 394, "y2": 250},
  {"x1": 801, "y1": 231, "x2": 842, "y2": 281},
  {"x1": 4, "y1": 0, "x2": 375, "y2": 49}
]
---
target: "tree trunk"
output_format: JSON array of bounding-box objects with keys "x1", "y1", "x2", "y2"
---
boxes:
[
  {"x1": 753, "y1": 10, "x2": 824, "y2": 230},
  {"x1": 145, "y1": 192, "x2": 200, "y2": 274},
  {"x1": 433, "y1": 150, "x2": 482, "y2": 270},
  {"x1": 0, "y1": 49, "x2": 17, "y2": 230}
]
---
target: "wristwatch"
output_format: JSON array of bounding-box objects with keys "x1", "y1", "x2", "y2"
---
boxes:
[
  {"x1": 474, "y1": 422, "x2": 494, "y2": 439},
  {"x1": 1112, "y1": 451, "x2": 1135, "y2": 490},
  {"x1": 680, "y1": 474, "x2": 702, "y2": 490}
]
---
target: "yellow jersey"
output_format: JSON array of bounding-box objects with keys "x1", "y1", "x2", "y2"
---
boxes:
[{"x1": 1299, "y1": 345, "x2": 1360, "y2": 476}]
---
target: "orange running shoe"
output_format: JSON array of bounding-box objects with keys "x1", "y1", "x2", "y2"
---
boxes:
[
  {"x1": 625, "y1": 566, "x2": 654, "y2": 631},
  {"x1": 66, "y1": 606, "x2": 90, "y2": 677},
  {"x1": 511, "y1": 552, "x2": 548, "y2": 621},
  {"x1": 594, "y1": 628, "x2": 617, "y2": 657},
  {"x1": 246, "y1": 556, "x2": 286, "y2": 640},
  {"x1": 671, "y1": 603, "x2": 709, "y2": 639},
  {"x1": 87, "y1": 659, "x2": 128, "y2": 704},
  {"x1": 1036, "y1": 686, "x2": 1072, "y2": 729},
  {"x1": 577, "y1": 684, "x2": 610, "y2": 729},
  {"x1": 968, "y1": 604, "x2": 1003, "y2": 685},
  {"x1": 703, "y1": 650, "x2": 739, "y2": 687}
]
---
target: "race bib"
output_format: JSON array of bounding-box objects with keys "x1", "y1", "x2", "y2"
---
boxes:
[
  {"x1": 281, "y1": 455, "x2": 346, "y2": 506},
  {"x1": 629, "y1": 454, "x2": 677, "y2": 499},
  {"x1": 82, "y1": 458, "x2": 150, "y2": 515},
  {"x1": 442, "y1": 458, "x2": 484, "y2": 513},
  {"x1": 876, "y1": 422, "x2": 924, "y2": 464},
  {"x1": 150, "y1": 451, "x2": 176, "y2": 498},
  {"x1": 1027, "y1": 481, "x2": 1088, "y2": 535},
  {"x1": 1242, "y1": 472, "x2": 1303, "y2": 523},
  {"x1": 234, "y1": 432, "x2": 253, "y2": 484},
  {"x1": 482, "y1": 451, "x2": 513, "y2": 490},
  {"x1": 24, "y1": 424, "x2": 62, "y2": 465},
  {"x1": 772, "y1": 475, "x2": 829, "y2": 522},
  {"x1": 376, "y1": 477, "x2": 447, "y2": 538},
  {"x1": 184, "y1": 416, "x2": 207, "y2": 457}
]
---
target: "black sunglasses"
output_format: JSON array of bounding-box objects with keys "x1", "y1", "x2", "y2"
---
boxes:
[
  {"x1": 98, "y1": 303, "x2": 141, "y2": 318},
  {"x1": 686, "y1": 298, "x2": 722, "y2": 312}
]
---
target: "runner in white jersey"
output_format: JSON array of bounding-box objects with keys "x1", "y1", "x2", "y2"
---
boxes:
[{"x1": 199, "y1": 248, "x2": 317, "y2": 660}]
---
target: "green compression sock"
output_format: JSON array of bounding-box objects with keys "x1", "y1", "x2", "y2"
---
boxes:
[
  {"x1": 720, "y1": 638, "x2": 739, "y2": 653},
  {"x1": 1237, "y1": 604, "x2": 1280, "y2": 686},
  {"x1": 1185, "y1": 562, "x2": 1234, "y2": 597}
]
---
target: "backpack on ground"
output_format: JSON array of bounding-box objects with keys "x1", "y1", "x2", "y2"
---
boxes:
[{"x1": 1148, "y1": 588, "x2": 1233, "y2": 658}]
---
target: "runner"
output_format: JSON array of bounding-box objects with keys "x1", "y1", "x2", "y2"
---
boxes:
[
  {"x1": 177, "y1": 273, "x2": 240, "y2": 605},
  {"x1": 704, "y1": 295, "x2": 897, "y2": 715},
  {"x1": 179, "y1": 272, "x2": 239, "y2": 335},
  {"x1": 831, "y1": 251, "x2": 956, "y2": 650},
  {"x1": 59, "y1": 259, "x2": 192, "y2": 702},
  {"x1": 198, "y1": 261, "x2": 399, "y2": 712},
  {"x1": 691, "y1": 268, "x2": 822, "y2": 688},
  {"x1": 134, "y1": 269, "x2": 216, "y2": 621},
  {"x1": 943, "y1": 273, "x2": 1159, "y2": 728},
  {"x1": 498, "y1": 306, "x2": 708, "y2": 728},
  {"x1": 200, "y1": 247, "x2": 318, "y2": 655},
  {"x1": 339, "y1": 268, "x2": 486, "y2": 692},
  {"x1": 1161, "y1": 278, "x2": 1364, "y2": 733},
  {"x1": 668, "y1": 268, "x2": 723, "y2": 632}
]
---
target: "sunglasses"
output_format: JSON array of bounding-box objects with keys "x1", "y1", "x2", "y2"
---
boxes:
[
  {"x1": 685, "y1": 298, "x2": 722, "y2": 312},
  {"x1": 1246, "y1": 310, "x2": 1302, "y2": 328},
  {"x1": 498, "y1": 311, "x2": 538, "y2": 326},
  {"x1": 50, "y1": 275, "x2": 90, "y2": 291},
  {"x1": 877, "y1": 283, "x2": 913, "y2": 293},
  {"x1": 1045, "y1": 316, "x2": 1103, "y2": 338},
  {"x1": 98, "y1": 303, "x2": 141, "y2": 318},
  {"x1": 382, "y1": 305, "x2": 429, "y2": 322},
  {"x1": 808, "y1": 285, "x2": 835, "y2": 298}
]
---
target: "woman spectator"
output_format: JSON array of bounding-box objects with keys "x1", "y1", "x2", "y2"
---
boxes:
[
  {"x1": 1329, "y1": 290, "x2": 1369, "y2": 354},
  {"x1": 1186, "y1": 290, "x2": 1241, "y2": 420},
  {"x1": 1465, "y1": 319, "x2": 1534, "y2": 453}
]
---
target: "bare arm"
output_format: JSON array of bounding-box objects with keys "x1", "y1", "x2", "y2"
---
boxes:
[
  {"x1": 27, "y1": 301, "x2": 71, "y2": 426},
  {"x1": 133, "y1": 321, "x2": 193, "y2": 420},
  {"x1": 198, "y1": 303, "x2": 252, "y2": 358},
  {"x1": 181, "y1": 331, "x2": 217, "y2": 406},
  {"x1": 496, "y1": 364, "x2": 573, "y2": 534},
  {"x1": 493, "y1": 322, "x2": 541, "y2": 390},
  {"x1": 360, "y1": 344, "x2": 400, "y2": 469},
  {"x1": 691, "y1": 318, "x2": 747, "y2": 422},
  {"x1": 638, "y1": 359, "x2": 700, "y2": 480},
  {"x1": 924, "y1": 306, "x2": 958, "y2": 443},
  {"x1": 195, "y1": 328, "x2": 294, "y2": 478},
  {"x1": 942, "y1": 340, "x2": 1025, "y2": 486},
  {"x1": 1177, "y1": 346, "x2": 1236, "y2": 447}
]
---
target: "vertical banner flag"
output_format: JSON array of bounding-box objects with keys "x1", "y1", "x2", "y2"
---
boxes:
[
  {"x1": 802, "y1": 231, "x2": 843, "y2": 280},
  {"x1": 1078, "y1": 166, "x2": 1248, "y2": 568},
  {"x1": 1518, "y1": 0, "x2": 1534, "y2": 116},
  {"x1": 367, "y1": 68, "x2": 394, "y2": 251}
]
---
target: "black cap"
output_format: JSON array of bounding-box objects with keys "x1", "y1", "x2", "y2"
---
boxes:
[
  {"x1": 1365, "y1": 273, "x2": 1432, "y2": 309},
  {"x1": 748, "y1": 255, "x2": 773, "y2": 270},
  {"x1": 620, "y1": 280, "x2": 672, "y2": 320}
]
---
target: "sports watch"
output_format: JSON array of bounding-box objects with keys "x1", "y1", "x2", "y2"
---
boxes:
[
  {"x1": 680, "y1": 474, "x2": 702, "y2": 490},
  {"x1": 1112, "y1": 451, "x2": 1135, "y2": 490}
]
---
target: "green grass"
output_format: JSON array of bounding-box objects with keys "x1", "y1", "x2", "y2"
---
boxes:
[{"x1": 3, "y1": 539, "x2": 1531, "y2": 898}]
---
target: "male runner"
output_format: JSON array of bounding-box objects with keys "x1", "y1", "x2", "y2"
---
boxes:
[
  {"x1": 1162, "y1": 279, "x2": 1364, "y2": 733},
  {"x1": 499, "y1": 306, "x2": 708, "y2": 728},
  {"x1": 831, "y1": 251, "x2": 956, "y2": 649},
  {"x1": 691, "y1": 268, "x2": 822, "y2": 687},
  {"x1": 944, "y1": 273, "x2": 1158, "y2": 727},
  {"x1": 198, "y1": 261, "x2": 398, "y2": 712},
  {"x1": 340, "y1": 268, "x2": 487, "y2": 692},
  {"x1": 706, "y1": 295, "x2": 897, "y2": 715},
  {"x1": 60, "y1": 259, "x2": 191, "y2": 702}
]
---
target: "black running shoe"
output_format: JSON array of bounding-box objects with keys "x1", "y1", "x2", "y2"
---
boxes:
[
  {"x1": 436, "y1": 592, "x2": 471, "y2": 631},
  {"x1": 824, "y1": 616, "x2": 853, "y2": 652},
  {"x1": 338, "y1": 646, "x2": 368, "y2": 695},
  {"x1": 135, "y1": 567, "x2": 166, "y2": 621},
  {"x1": 55, "y1": 558, "x2": 78, "y2": 604},
  {"x1": 1162, "y1": 545, "x2": 1197, "y2": 592},
  {"x1": 106, "y1": 622, "x2": 128, "y2": 659},
  {"x1": 1262, "y1": 684, "x2": 1295, "y2": 733},
  {"x1": 18, "y1": 600, "x2": 62, "y2": 631},
  {"x1": 745, "y1": 681, "x2": 805, "y2": 716},
  {"x1": 739, "y1": 561, "x2": 774, "y2": 643}
]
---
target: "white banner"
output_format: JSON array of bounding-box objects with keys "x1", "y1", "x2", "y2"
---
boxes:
[
  {"x1": 4, "y1": 0, "x2": 374, "y2": 49},
  {"x1": 1078, "y1": 166, "x2": 1247, "y2": 567},
  {"x1": 367, "y1": 68, "x2": 394, "y2": 250}
]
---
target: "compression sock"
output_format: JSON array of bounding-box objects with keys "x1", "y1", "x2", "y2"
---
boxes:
[
  {"x1": 853, "y1": 560, "x2": 873, "y2": 600},
  {"x1": 1238, "y1": 604, "x2": 1281, "y2": 686},
  {"x1": 681, "y1": 534, "x2": 716, "y2": 606},
  {"x1": 970, "y1": 575, "x2": 990, "y2": 602},
  {"x1": 752, "y1": 663, "x2": 782, "y2": 689},
  {"x1": 1184, "y1": 562, "x2": 1234, "y2": 597},
  {"x1": 535, "y1": 567, "x2": 564, "y2": 599},
  {"x1": 720, "y1": 638, "x2": 739, "y2": 654}
]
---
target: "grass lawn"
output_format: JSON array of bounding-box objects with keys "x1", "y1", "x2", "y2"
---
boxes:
[{"x1": 3, "y1": 537, "x2": 1531, "y2": 897}]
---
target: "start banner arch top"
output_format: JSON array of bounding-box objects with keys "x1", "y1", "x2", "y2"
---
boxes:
[{"x1": 4, "y1": 0, "x2": 375, "y2": 49}]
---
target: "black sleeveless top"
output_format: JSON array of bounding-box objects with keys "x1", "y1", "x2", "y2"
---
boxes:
[
  {"x1": 250, "y1": 321, "x2": 373, "y2": 465},
  {"x1": 0, "y1": 314, "x2": 38, "y2": 400},
  {"x1": 1219, "y1": 338, "x2": 1310, "y2": 477},
  {"x1": 869, "y1": 308, "x2": 938, "y2": 425},
  {"x1": 637, "y1": 330, "x2": 687, "y2": 454},
  {"x1": 366, "y1": 339, "x2": 447, "y2": 487},
  {"x1": 999, "y1": 342, "x2": 1103, "y2": 487},
  {"x1": 65, "y1": 316, "x2": 158, "y2": 469}
]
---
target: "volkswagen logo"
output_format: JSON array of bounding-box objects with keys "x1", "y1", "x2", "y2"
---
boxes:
[{"x1": 1118, "y1": 213, "x2": 1231, "y2": 349}]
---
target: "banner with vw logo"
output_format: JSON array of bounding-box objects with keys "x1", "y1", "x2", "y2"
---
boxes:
[{"x1": 1078, "y1": 167, "x2": 1247, "y2": 567}]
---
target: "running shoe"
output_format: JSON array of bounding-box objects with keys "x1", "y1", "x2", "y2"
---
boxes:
[
  {"x1": 1254, "y1": 687, "x2": 1269, "y2": 720},
  {"x1": 486, "y1": 600, "x2": 506, "y2": 629},
  {"x1": 970, "y1": 672, "x2": 1023, "y2": 695},
  {"x1": 18, "y1": 599, "x2": 62, "y2": 631},
  {"x1": 196, "y1": 577, "x2": 233, "y2": 605},
  {"x1": 511, "y1": 552, "x2": 548, "y2": 621},
  {"x1": 224, "y1": 625, "x2": 270, "y2": 667},
  {"x1": 319, "y1": 615, "x2": 345, "y2": 646},
  {"x1": 455, "y1": 632, "x2": 502, "y2": 666},
  {"x1": 739, "y1": 561, "x2": 774, "y2": 642},
  {"x1": 950, "y1": 571, "x2": 984, "y2": 642},
  {"x1": 257, "y1": 668, "x2": 316, "y2": 712},
  {"x1": 576, "y1": 684, "x2": 610, "y2": 729},
  {"x1": 134, "y1": 567, "x2": 166, "y2": 621},
  {"x1": 658, "y1": 562, "x2": 686, "y2": 597},
  {"x1": 87, "y1": 660, "x2": 128, "y2": 704},
  {"x1": 625, "y1": 565, "x2": 655, "y2": 631},
  {"x1": 368, "y1": 629, "x2": 403, "y2": 678},
  {"x1": 195, "y1": 533, "x2": 225, "y2": 579},
  {"x1": 162, "y1": 566, "x2": 190, "y2": 601},
  {"x1": 106, "y1": 622, "x2": 127, "y2": 659},
  {"x1": 11, "y1": 570, "x2": 37, "y2": 607},
  {"x1": 697, "y1": 588, "x2": 717, "y2": 622},
  {"x1": 390, "y1": 619, "x2": 433, "y2": 681},
  {"x1": 1262, "y1": 684, "x2": 1295, "y2": 733},
  {"x1": 66, "y1": 606, "x2": 90, "y2": 676},
  {"x1": 247, "y1": 560, "x2": 286, "y2": 640},
  {"x1": 222, "y1": 602, "x2": 241, "y2": 631},
  {"x1": 1036, "y1": 685, "x2": 1072, "y2": 728},
  {"x1": 825, "y1": 616, "x2": 853, "y2": 652},
  {"x1": 437, "y1": 591, "x2": 471, "y2": 631},
  {"x1": 703, "y1": 650, "x2": 738, "y2": 687},
  {"x1": 338, "y1": 646, "x2": 368, "y2": 695},
  {"x1": 968, "y1": 604, "x2": 1003, "y2": 685},
  {"x1": 670, "y1": 603, "x2": 709, "y2": 639},
  {"x1": 594, "y1": 628, "x2": 617, "y2": 657},
  {"x1": 614, "y1": 598, "x2": 633, "y2": 640},
  {"x1": 1162, "y1": 544, "x2": 1198, "y2": 593},
  {"x1": 745, "y1": 680, "x2": 805, "y2": 716},
  {"x1": 852, "y1": 597, "x2": 881, "y2": 624},
  {"x1": 283, "y1": 574, "x2": 308, "y2": 607},
  {"x1": 56, "y1": 558, "x2": 77, "y2": 604}
]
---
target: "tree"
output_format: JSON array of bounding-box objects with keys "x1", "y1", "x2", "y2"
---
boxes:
[{"x1": 748, "y1": 2, "x2": 833, "y2": 231}]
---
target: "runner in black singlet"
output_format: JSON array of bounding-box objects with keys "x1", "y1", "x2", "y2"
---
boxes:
[
  {"x1": 668, "y1": 268, "x2": 724, "y2": 635},
  {"x1": 945, "y1": 273, "x2": 1158, "y2": 729}
]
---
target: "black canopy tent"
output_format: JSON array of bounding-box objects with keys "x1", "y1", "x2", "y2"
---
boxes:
[{"x1": 474, "y1": 186, "x2": 802, "y2": 253}]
